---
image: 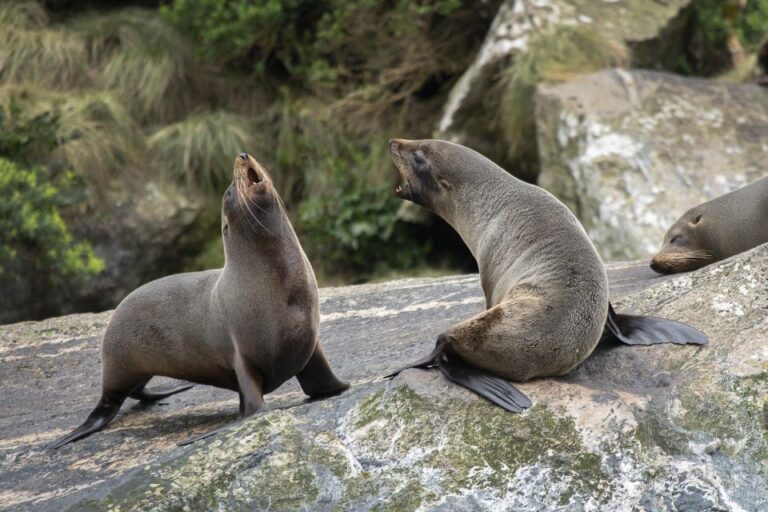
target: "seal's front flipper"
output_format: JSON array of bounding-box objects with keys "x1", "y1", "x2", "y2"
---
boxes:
[
  {"x1": 129, "y1": 381, "x2": 194, "y2": 402},
  {"x1": 605, "y1": 303, "x2": 708, "y2": 346},
  {"x1": 46, "y1": 398, "x2": 123, "y2": 449},
  {"x1": 296, "y1": 345, "x2": 349, "y2": 398},
  {"x1": 437, "y1": 350, "x2": 532, "y2": 413}
]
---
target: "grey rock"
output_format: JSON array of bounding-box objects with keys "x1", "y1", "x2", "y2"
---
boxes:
[
  {"x1": 536, "y1": 69, "x2": 768, "y2": 260},
  {"x1": 1, "y1": 251, "x2": 766, "y2": 511},
  {"x1": 437, "y1": 0, "x2": 692, "y2": 180}
]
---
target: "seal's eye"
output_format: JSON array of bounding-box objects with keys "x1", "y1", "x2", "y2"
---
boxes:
[
  {"x1": 413, "y1": 150, "x2": 427, "y2": 168},
  {"x1": 692, "y1": 214, "x2": 702, "y2": 225},
  {"x1": 670, "y1": 235, "x2": 684, "y2": 245}
]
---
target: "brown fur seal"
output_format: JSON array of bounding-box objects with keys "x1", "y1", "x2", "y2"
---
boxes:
[
  {"x1": 47, "y1": 153, "x2": 348, "y2": 449},
  {"x1": 651, "y1": 176, "x2": 768, "y2": 274},
  {"x1": 387, "y1": 139, "x2": 707, "y2": 411}
]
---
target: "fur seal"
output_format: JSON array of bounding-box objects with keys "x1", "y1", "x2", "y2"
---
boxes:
[
  {"x1": 47, "y1": 153, "x2": 348, "y2": 449},
  {"x1": 651, "y1": 176, "x2": 768, "y2": 274},
  {"x1": 387, "y1": 139, "x2": 707, "y2": 411}
]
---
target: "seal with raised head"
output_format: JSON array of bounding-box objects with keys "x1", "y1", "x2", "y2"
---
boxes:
[
  {"x1": 651, "y1": 176, "x2": 768, "y2": 274},
  {"x1": 47, "y1": 153, "x2": 348, "y2": 449},
  {"x1": 387, "y1": 139, "x2": 707, "y2": 411}
]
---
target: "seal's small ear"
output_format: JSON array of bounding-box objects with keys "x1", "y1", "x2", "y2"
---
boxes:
[
  {"x1": 437, "y1": 175, "x2": 453, "y2": 189},
  {"x1": 689, "y1": 214, "x2": 702, "y2": 226}
]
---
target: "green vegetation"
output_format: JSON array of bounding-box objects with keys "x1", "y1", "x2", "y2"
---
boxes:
[
  {"x1": 298, "y1": 140, "x2": 429, "y2": 278},
  {"x1": 0, "y1": 1, "x2": 494, "y2": 288},
  {"x1": 690, "y1": 0, "x2": 768, "y2": 75},
  {"x1": 0, "y1": 158, "x2": 103, "y2": 280},
  {"x1": 500, "y1": 26, "x2": 627, "y2": 177}
]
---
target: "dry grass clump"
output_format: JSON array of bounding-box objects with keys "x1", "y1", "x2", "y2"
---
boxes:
[
  {"x1": 0, "y1": 3, "x2": 89, "y2": 89},
  {"x1": 73, "y1": 8, "x2": 206, "y2": 123},
  {"x1": 0, "y1": 85, "x2": 143, "y2": 189},
  {"x1": 0, "y1": 4, "x2": 250, "y2": 196},
  {"x1": 148, "y1": 111, "x2": 256, "y2": 190}
]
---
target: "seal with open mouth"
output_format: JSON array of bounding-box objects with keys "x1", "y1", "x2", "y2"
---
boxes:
[
  {"x1": 47, "y1": 153, "x2": 348, "y2": 449},
  {"x1": 387, "y1": 139, "x2": 707, "y2": 411}
]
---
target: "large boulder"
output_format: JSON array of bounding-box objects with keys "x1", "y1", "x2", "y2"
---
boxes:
[
  {"x1": 436, "y1": 0, "x2": 692, "y2": 181},
  {"x1": 2, "y1": 248, "x2": 767, "y2": 511},
  {"x1": 0, "y1": 180, "x2": 205, "y2": 324},
  {"x1": 536, "y1": 69, "x2": 768, "y2": 260}
]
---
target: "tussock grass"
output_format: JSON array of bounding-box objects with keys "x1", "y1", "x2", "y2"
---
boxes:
[
  {"x1": 147, "y1": 111, "x2": 256, "y2": 190},
  {"x1": 0, "y1": 5, "x2": 246, "y2": 195},
  {"x1": 0, "y1": 2, "x2": 90, "y2": 89},
  {"x1": 501, "y1": 25, "x2": 627, "y2": 166},
  {"x1": 74, "y1": 8, "x2": 204, "y2": 123},
  {"x1": 0, "y1": 85, "x2": 143, "y2": 189}
]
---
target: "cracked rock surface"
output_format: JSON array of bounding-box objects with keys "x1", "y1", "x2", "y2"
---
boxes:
[{"x1": 1, "y1": 251, "x2": 766, "y2": 511}]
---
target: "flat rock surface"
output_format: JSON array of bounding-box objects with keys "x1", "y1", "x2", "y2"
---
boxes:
[{"x1": 1, "y1": 255, "x2": 766, "y2": 511}]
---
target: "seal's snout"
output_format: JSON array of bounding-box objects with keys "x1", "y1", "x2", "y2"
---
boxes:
[
  {"x1": 239, "y1": 153, "x2": 249, "y2": 162},
  {"x1": 650, "y1": 258, "x2": 662, "y2": 273}
]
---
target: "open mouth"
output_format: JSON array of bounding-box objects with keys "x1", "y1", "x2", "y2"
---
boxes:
[
  {"x1": 394, "y1": 181, "x2": 410, "y2": 198},
  {"x1": 247, "y1": 166, "x2": 263, "y2": 187}
]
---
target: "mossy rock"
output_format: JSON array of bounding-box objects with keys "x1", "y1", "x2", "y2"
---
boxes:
[{"x1": 3, "y1": 249, "x2": 767, "y2": 510}]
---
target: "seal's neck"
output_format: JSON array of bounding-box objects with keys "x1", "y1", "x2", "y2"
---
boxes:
[
  {"x1": 221, "y1": 220, "x2": 310, "y2": 291},
  {"x1": 442, "y1": 171, "x2": 524, "y2": 258}
]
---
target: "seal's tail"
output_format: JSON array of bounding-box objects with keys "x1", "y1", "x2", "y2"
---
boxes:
[
  {"x1": 385, "y1": 341, "x2": 531, "y2": 413},
  {"x1": 384, "y1": 346, "x2": 440, "y2": 379},
  {"x1": 46, "y1": 397, "x2": 123, "y2": 449},
  {"x1": 604, "y1": 303, "x2": 708, "y2": 346}
]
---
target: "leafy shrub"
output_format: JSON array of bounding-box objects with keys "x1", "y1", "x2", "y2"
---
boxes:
[
  {"x1": 297, "y1": 140, "x2": 428, "y2": 279},
  {"x1": 690, "y1": 0, "x2": 768, "y2": 75},
  {"x1": 0, "y1": 98, "x2": 58, "y2": 164},
  {"x1": 161, "y1": 0, "x2": 494, "y2": 121},
  {"x1": 0, "y1": 158, "x2": 103, "y2": 280}
]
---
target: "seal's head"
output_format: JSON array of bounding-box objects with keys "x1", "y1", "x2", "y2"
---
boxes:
[
  {"x1": 388, "y1": 138, "x2": 495, "y2": 217},
  {"x1": 650, "y1": 209, "x2": 712, "y2": 274},
  {"x1": 222, "y1": 153, "x2": 284, "y2": 241}
]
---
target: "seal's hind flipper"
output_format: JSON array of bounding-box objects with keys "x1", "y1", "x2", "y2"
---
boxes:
[
  {"x1": 437, "y1": 350, "x2": 532, "y2": 413},
  {"x1": 129, "y1": 381, "x2": 194, "y2": 402},
  {"x1": 46, "y1": 400, "x2": 122, "y2": 449},
  {"x1": 605, "y1": 303, "x2": 708, "y2": 346}
]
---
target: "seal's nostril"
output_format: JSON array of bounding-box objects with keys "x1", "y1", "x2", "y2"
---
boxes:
[
  {"x1": 650, "y1": 261, "x2": 660, "y2": 272},
  {"x1": 388, "y1": 139, "x2": 398, "y2": 151},
  {"x1": 239, "y1": 153, "x2": 248, "y2": 162}
]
